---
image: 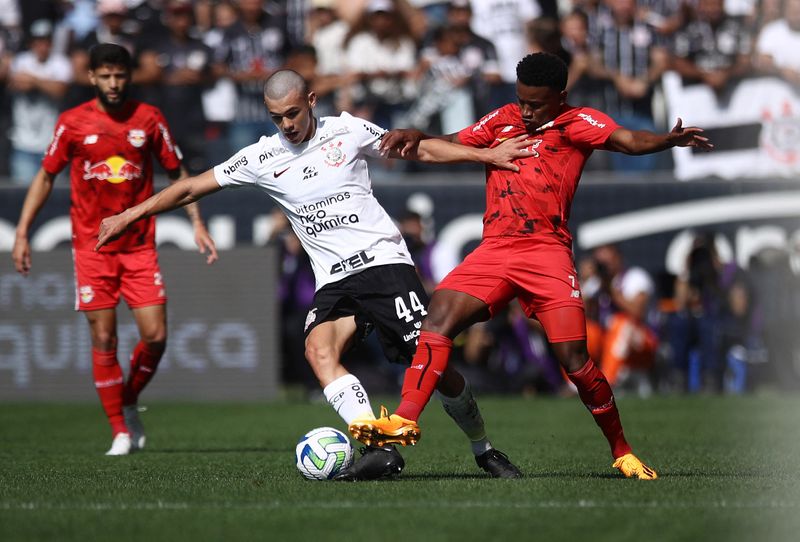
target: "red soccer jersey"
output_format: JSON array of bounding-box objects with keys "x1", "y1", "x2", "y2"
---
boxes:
[
  {"x1": 458, "y1": 103, "x2": 619, "y2": 245},
  {"x1": 42, "y1": 100, "x2": 182, "y2": 252}
]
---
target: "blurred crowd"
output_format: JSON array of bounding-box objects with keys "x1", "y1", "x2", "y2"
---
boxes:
[{"x1": 1, "y1": 0, "x2": 799, "y2": 183}]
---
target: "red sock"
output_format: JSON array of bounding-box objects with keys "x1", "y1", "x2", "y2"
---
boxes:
[
  {"x1": 567, "y1": 359, "x2": 632, "y2": 459},
  {"x1": 395, "y1": 331, "x2": 452, "y2": 421},
  {"x1": 124, "y1": 341, "x2": 165, "y2": 405},
  {"x1": 92, "y1": 349, "x2": 127, "y2": 436}
]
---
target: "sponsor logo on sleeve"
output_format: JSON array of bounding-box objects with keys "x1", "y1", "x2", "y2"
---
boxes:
[
  {"x1": 47, "y1": 125, "x2": 66, "y2": 156},
  {"x1": 157, "y1": 122, "x2": 175, "y2": 152},
  {"x1": 577, "y1": 113, "x2": 606, "y2": 129},
  {"x1": 83, "y1": 134, "x2": 98, "y2": 145},
  {"x1": 472, "y1": 109, "x2": 500, "y2": 132},
  {"x1": 223, "y1": 155, "x2": 248, "y2": 176}
]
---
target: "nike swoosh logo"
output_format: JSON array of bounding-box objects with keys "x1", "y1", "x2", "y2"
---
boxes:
[{"x1": 273, "y1": 167, "x2": 290, "y2": 178}]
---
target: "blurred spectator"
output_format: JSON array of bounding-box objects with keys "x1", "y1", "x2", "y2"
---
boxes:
[
  {"x1": 270, "y1": 209, "x2": 318, "y2": 393},
  {"x1": 213, "y1": 0, "x2": 289, "y2": 151},
  {"x1": 0, "y1": 24, "x2": 18, "y2": 176},
  {"x1": 145, "y1": 0, "x2": 214, "y2": 173},
  {"x1": 0, "y1": 0, "x2": 21, "y2": 30},
  {"x1": 666, "y1": 233, "x2": 754, "y2": 393},
  {"x1": 559, "y1": 9, "x2": 603, "y2": 110},
  {"x1": 283, "y1": 44, "x2": 347, "y2": 119},
  {"x1": 442, "y1": 0, "x2": 502, "y2": 117},
  {"x1": 526, "y1": 17, "x2": 571, "y2": 65},
  {"x1": 308, "y1": 0, "x2": 353, "y2": 115},
  {"x1": 402, "y1": 25, "x2": 474, "y2": 132},
  {"x1": 672, "y1": 0, "x2": 752, "y2": 95},
  {"x1": 468, "y1": 0, "x2": 542, "y2": 108},
  {"x1": 755, "y1": 0, "x2": 800, "y2": 86},
  {"x1": 748, "y1": 0, "x2": 784, "y2": 33},
  {"x1": 126, "y1": 0, "x2": 169, "y2": 44},
  {"x1": 588, "y1": 0, "x2": 668, "y2": 171},
  {"x1": 201, "y1": 0, "x2": 238, "y2": 165},
  {"x1": 577, "y1": 255, "x2": 606, "y2": 365},
  {"x1": 636, "y1": 0, "x2": 687, "y2": 38},
  {"x1": 8, "y1": 19, "x2": 72, "y2": 184},
  {"x1": 397, "y1": 210, "x2": 436, "y2": 292},
  {"x1": 343, "y1": 0, "x2": 417, "y2": 128},
  {"x1": 593, "y1": 244, "x2": 658, "y2": 397},
  {"x1": 67, "y1": 0, "x2": 140, "y2": 107}
]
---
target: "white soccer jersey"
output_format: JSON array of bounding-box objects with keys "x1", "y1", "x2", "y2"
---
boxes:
[{"x1": 213, "y1": 112, "x2": 414, "y2": 290}]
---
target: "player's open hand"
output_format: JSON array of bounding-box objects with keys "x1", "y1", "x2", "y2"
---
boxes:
[
  {"x1": 12, "y1": 236, "x2": 32, "y2": 276},
  {"x1": 486, "y1": 134, "x2": 535, "y2": 172},
  {"x1": 667, "y1": 118, "x2": 714, "y2": 151},
  {"x1": 380, "y1": 129, "x2": 425, "y2": 157},
  {"x1": 193, "y1": 222, "x2": 218, "y2": 265},
  {"x1": 96, "y1": 213, "x2": 130, "y2": 251}
]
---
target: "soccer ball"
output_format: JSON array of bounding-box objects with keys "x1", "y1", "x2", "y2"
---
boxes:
[{"x1": 295, "y1": 427, "x2": 354, "y2": 480}]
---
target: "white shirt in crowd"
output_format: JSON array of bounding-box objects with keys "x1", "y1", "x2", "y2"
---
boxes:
[
  {"x1": 213, "y1": 112, "x2": 414, "y2": 290},
  {"x1": 469, "y1": 0, "x2": 541, "y2": 83},
  {"x1": 615, "y1": 267, "x2": 655, "y2": 302},
  {"x1": 10, "y1": 50, "x2": 73, "y2": 153},
  {"x1": 756, "y1": 19, "x2": 800, "y2": 72}
]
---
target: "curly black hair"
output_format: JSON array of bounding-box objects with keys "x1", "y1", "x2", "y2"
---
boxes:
[
  {"x1": 516, "y1": 52, "x2": 568, "y2": 91},
  {"x1": 89, "y1": 43, "x2": 132, "y2": 71}
]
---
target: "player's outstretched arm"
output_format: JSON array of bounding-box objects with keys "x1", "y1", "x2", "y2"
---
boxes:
[
  {"x1": 381, "y1": 129, "x2": 532, "y2": 172},
  {"x1": 96, "y1": 169, "x2": 222, "y2": 251},
  {"x1": 606, "y1": 118, "x2": 714, "y2": 156},
  {"x1": 167, "y1": 165, "x2": 218, "y2": 265},
  {"x1": 12, "y1": 168, "x2": 57, "y2": 276}
]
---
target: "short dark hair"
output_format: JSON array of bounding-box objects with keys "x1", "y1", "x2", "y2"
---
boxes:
[
  {"x1": 516, "y1": 52, "x2": 568, "y2": 91},
  {"x1": 89, "y1": 43, "x2": 132, "y2": 71}
]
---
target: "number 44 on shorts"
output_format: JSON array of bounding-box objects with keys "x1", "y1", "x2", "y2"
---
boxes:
[{"x1": 395, "y1": 291, "x2": 427, "y2": 323}]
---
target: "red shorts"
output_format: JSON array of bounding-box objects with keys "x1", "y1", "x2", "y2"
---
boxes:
[
  {"x1": 436, "y1": 236, "x2": 586, "y2": 342},
  {"x1": 72, "y1": 249, "x2": 167, "y2": 311}
]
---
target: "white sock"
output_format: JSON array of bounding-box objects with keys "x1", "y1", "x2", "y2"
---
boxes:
[
  {"x1": 437, "y1": 379, "x2": 492, "y2": 456},
  {"x1": 323, "y1": 374, "x2": 375, "y2": 425}
]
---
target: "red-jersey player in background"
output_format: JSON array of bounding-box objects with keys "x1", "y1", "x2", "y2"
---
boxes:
[
  {"x1": 12, "y1": 43, "x2": 217, "y2": 456},
  {"x1": 350, "y1": 52, "x2": 713, "y2": 479}
]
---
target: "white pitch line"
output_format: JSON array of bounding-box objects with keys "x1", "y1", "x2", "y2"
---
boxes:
[{"x1": 2, "y1": 500, "x2": 798, "y2": 511}]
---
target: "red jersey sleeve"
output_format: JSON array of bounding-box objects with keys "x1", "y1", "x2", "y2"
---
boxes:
[
  {"x1": 457, "y1": 107, "x2": 506, "y2": 148},
  {"x1": 41, "y1": 115, "x2": 72, "y2": 175},
  {"x1": 150, "y1": 107, "x2": 182, "y2": 171},
  {"x1": 566, "y1": 108, "x2": 619, "y2": 149}
]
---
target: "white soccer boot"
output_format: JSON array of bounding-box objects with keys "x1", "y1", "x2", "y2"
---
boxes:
[
  {"x1": 105, "y1": 432, "x2": 132, "y2": 456},
  {"x1": 123, "y1": 405, "x2": 146, "y2": 450}
]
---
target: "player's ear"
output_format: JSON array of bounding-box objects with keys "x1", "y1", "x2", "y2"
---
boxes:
[
  {"x1": 559, "y1": 90, "x2": 568, "y2": 105},
  {"x1": 307, "y1": 91, "x2": 317, "y2": 109}
]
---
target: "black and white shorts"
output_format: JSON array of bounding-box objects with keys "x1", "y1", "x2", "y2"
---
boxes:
[{"x1": 303, "y1": 264, "x2": 429, "y2": 365}]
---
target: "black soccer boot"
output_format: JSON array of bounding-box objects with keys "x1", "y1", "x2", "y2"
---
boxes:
[
  {"x1": 332, "y1": 445, "x2": 405, "y2": 481},
  {"x1": 475, "y1": 449, "x2": 523, "y2": 479}
]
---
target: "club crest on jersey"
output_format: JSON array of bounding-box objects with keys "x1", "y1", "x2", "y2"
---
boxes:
[
  {"x1": 79, "y1": 285, "x2": 94, "y2": 304},
  {"x1": 322, "y1": 140, "x2": 346, "y2": 167},
  {"x1": 127, "y1": 129, "x2": 147, "y2": 148}
]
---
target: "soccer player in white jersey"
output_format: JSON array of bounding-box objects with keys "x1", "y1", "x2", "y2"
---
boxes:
[{"x1": 97, "y1": 69, "x2": 533, "y2": 480}]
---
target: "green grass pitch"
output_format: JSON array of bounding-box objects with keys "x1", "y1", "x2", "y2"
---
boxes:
[{"x1": 2, "y1": 394, "x2": 799, "y2": 542}]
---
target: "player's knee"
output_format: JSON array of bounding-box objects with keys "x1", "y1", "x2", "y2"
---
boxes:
[
  {"x1": 554, "y1": 341, "x2": 590, "y2": 373},
  {"x1": 304, "y1": 340, "x2": 336, "y2": 369},
  {"x1": 141, "y1": 329, "x2": 167, "y2": 349},
  {"x1": 91, "y1": 331, "x2": 117, "y2": 351}
]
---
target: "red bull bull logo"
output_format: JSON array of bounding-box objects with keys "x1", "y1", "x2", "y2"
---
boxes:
[{"x1": 83, "y1": 155, "x2": 143, "y2": 184}]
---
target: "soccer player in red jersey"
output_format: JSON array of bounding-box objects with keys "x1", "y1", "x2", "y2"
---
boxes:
[
  {"x1": 11, "y1": 43, "x2": 217, "y2": 456},
  {"x1": 349, "y1": 53, "x2": 713, "y2": 479}
]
